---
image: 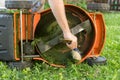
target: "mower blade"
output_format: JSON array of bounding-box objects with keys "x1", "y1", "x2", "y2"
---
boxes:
[{"x1": 37, "y1": 19, "x2": 91, "y2": 53}]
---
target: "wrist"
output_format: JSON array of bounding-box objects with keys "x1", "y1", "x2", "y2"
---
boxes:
[{"x1": 63, "y1": 31, "x2": 72, "y2": 36}]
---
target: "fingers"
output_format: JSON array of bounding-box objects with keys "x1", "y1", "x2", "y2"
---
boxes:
[
  {"x1": 63, "y1": 32, "x2": 78, "y2": 50},
  {"x1": 66, "y1": 39, "x2": 77, "y2": 49}
]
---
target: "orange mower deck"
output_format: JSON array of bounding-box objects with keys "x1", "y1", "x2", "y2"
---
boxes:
[
  {"x1": 0, "y1": 4, "x2": 106, "y2": 68},
  {"x1": 11, "y1": 5, "x2": 106, "y2": 67}
]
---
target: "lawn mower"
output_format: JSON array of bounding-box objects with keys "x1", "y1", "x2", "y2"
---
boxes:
[{"x1": 0, "y1": 0, "x2": 106, "y2": 69}]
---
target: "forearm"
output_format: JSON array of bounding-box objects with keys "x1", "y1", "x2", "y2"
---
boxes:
[
  {"x1": 48, "y1": 0, "x2": 78, "y2": 50},
  {"x1": 48, "y1": 0, "x2": 71, "y2": 34}
]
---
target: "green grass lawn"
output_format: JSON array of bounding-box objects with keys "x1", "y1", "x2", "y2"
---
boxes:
[
  {"x1": 0, "y1": 4, "x2": 120, "y2": 80},
  {"x1": 0, "y1": 12, "x2": 120, "y2": 80}
]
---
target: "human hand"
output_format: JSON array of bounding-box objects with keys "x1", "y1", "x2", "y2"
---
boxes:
[{"x1": 63, "y1": 32, "x2": 77, "y2": 50}]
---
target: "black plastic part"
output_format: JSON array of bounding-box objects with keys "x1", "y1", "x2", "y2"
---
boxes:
[
  {"x1": 0, "y1": 13, "x2": 15, "y2": 61},
  {"x1": 5, "y1": 0, "x2": 33, "y2": 9},
  {"x1": 23, "y1": 42, "x2": 35, "y2": 55},
  {"x1": 7, "y1": 61, "x2": 33, "y2": 70},
  {"x1": 85, "y1": 56, "x2": 107, "y2": 66}
]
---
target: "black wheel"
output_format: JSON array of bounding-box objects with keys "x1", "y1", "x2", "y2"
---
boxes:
[
  {"x1": 5, "y1": 0, "x2": 33, "y2": 9},
  {"x1": 87, "y1": 3, "x2": 110, "y2": 11},
  {"x1": 85, "y1": 56, "x2": 107, "y2": 66},
  {"x1": 94, "y1": 0, "x2": 108, "y2": 3},
  {"x1": 7, "y1": 61, "x2": 33, "y2": 69}
]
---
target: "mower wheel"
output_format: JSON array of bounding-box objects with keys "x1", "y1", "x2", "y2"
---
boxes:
[
  {"x1": 85, "y1": 56, "x2": 107, "y2": 66},
  {"x1": 5, "y1": 0, "x2": 33, "y2": 9},
  {"x1": 7, "y1": 61, "x2": 33, "y2": 70},
  {"x1": 87, "y1": 3, "x2": 110, "y2": 11}
]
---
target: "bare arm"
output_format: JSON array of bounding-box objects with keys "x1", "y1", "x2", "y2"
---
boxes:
[
  {"x1": 48, "y1": 0, "x2": 77, "y2": 49},
  {"x1": 48, "y1": 0, "x2": 70, "y2": 33}
]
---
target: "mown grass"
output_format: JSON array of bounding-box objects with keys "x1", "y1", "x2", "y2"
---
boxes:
[{"x1": 0, "y1": 3, "x2": 120, "y2": 80}]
